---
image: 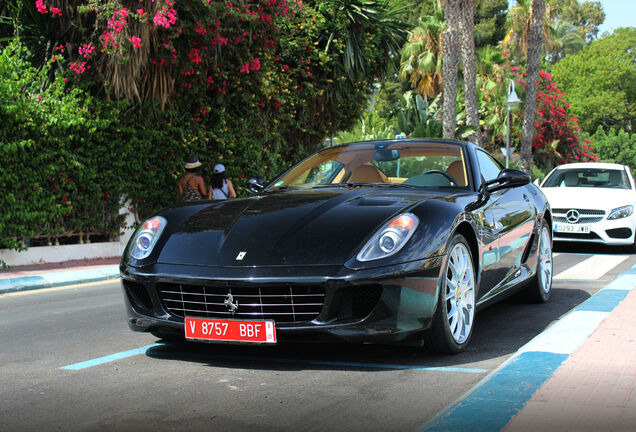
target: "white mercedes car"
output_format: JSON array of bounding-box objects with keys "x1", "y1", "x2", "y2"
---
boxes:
[{"x1": 539, "y1": 163, "x2": 636, "y2": 248}]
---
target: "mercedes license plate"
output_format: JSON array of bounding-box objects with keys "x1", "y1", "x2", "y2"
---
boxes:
[
  {"x1": 185, "y1": 317, "x2": 276, "y2": 343},
  {"x1": 554, "y1": 223, "x2": 590, "y2": 234}
]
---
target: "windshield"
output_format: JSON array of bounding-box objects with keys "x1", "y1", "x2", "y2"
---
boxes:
[
  {"x1": 543, "y1": 168, "x2": 630, "y2": 189},
  {"x1": 269, "y1": 141, "x2": 469, "y2": 190}
]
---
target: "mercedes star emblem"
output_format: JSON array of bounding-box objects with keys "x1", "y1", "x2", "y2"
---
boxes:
[{"x1": 566, "y1": 209, "x2": 580, "y2": 224}]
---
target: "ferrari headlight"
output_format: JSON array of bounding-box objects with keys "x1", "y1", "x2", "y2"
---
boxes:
[
  {"x1": 607, "y1": 205, "x2": 633, "y2": 220},
  {"x1": 129, "y1": 216, "x2": 167, "y2": 259},
  {"x1": 357, "y1": 213, "x2": 419, "y2": 261}
]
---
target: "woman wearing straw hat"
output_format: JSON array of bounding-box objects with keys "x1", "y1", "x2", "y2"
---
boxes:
[
  {"x1": 209, "y1": 163, "x2": 236, "y2": 199},
  {"x1": 178, "y1": 156, "x2": 207, "y2": 201}
]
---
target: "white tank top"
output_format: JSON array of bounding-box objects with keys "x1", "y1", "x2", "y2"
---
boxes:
[{"x1": 212, "y1": 180, "x2": 229, "y2": 199}]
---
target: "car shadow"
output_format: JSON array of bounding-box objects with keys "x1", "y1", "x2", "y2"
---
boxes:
[{"x1": 144, "y1": 286, "x2": 591, "y2": 371}]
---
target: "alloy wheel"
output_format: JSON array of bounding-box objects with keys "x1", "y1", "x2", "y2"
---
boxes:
[{"x1": 444, "y1": 242, "x2": 475, "y2": 344}]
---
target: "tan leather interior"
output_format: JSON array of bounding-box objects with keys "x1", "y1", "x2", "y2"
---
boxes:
[
  {"x1": 349, "y1": 164, "x2": 387, "y2": 183},
  {"x1": 446, "y1": 160, "x2": 467, "y2": 186}
]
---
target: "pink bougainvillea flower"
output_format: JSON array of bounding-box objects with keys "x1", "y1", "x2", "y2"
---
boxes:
[
  {"x1": 50, "y1": 6, "x2": 62, "y2": 17},
  {"x1": 240, "y1": 62, "x2": 249, "y2": 73},
  {"x1": 78, "y1": 43, "x2": 95, "y2": 58},
  {"x1": 187, "y1": 48, "x2": 201, "y2": 64},
  {"x1": 35, "y1": 0, "x2": 47, "y2": 14},
  {"x1": 250, "y1": 58, "x2": 261, "y2": 71},
  {"x1": 153, "y1": 7, "x2": 178, "y2": 29},
  {"x1": 69, "y1": 61, "x2": 87, "y2": 74},
  {"x1": 195, "y1": 21, "x2": 207, "y2": 35},
  {"x1": 129, "y1": 36, "x2": 142, "y2": 48}
]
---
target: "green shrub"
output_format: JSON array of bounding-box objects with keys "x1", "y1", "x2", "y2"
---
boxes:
[{"x1": 584, "y1": 126, "x2": 636, "y2": 173}]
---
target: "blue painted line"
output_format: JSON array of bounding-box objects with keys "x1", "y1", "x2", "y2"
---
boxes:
[
  {"x1": 575, "y1": 289, "x2": 628, "y2": 312},
  {"x1": 0, "y1": 276, "x2": 49, "y2": 293},
  {"x1": 60, "y1": 344, "x2": 161, "y2": 370},
  {"x1": 419, "y1": 352, "x2": 568, "y2": 432},
  {"x1": 59, "y1": 342, "x2": 487, "y2": 373},
  {"x1": 0, "y1": 266, "x2": 120, "y2": 295}
]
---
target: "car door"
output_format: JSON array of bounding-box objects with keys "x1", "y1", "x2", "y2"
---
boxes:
[{"x1": 475, "y1": 150, "x2": 536, "y2": 302}]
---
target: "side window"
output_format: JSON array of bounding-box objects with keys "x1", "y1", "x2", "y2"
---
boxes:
[{"x1": 475, "y1": 150, "x2": 502, "y2": 182}]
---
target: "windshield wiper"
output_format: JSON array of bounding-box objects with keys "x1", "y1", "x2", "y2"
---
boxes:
[{"x1": 311, "y1": 183, "x2": 419, "y2": 189}]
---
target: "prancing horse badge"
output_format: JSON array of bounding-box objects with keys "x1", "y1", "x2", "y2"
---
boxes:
[{"x1": 236, "y1": 251, "x2": 247, "y2": 261}]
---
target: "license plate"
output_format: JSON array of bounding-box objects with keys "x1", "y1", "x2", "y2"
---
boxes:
[
  {"x1": 554, "y1": 223, "x2": 590, "y2": 234},
  {"x1": 185, "y1": 317, "x2": 276, "y2": 343}
]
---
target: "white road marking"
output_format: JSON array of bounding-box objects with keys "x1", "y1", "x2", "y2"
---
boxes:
[{"x1": 554, "y1": 254, "x2": 630, "y2": 280}]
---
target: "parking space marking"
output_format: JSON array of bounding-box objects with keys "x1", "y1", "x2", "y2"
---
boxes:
[
  {"x1": 60, "y1": 344, "x2": 161, "y2": 370},
  {"x1": 554, "y1": 254, "x2": 629, "y2": 280},
  {"x1": 59, "y1": 343, "x2": 488, "y2": 374}
]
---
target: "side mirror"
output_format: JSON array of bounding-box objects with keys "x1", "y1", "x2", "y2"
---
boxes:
[
  {"x1": 533, "y1": 178, "x2": 541, "y2": 187},
  {"x1": 465, "y1": 182, "x2": 490, "y2": 212},
  {"x1": 485, "y1": 168, "x2": 530, "y2": 193},
  {"x1": 247, "y1": 176, "x2": 265, "y2": 194}
]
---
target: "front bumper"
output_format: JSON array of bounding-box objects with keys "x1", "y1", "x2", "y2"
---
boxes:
[
  {"x1": 120, "y1": 256, "x2": 445, "y2": 345},
  {"x1": 553, "y1": 216, "x2": 635, "y2": 245}
]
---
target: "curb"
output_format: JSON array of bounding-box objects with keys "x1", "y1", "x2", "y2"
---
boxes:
[
  {"x1": 0, "y1": 265, "x2": 121, "y2": 295},
  {"x1": 418, "y1": 263, "x2": 636, "y2": 432}
]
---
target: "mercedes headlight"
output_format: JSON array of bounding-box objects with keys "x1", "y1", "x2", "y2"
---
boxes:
[
  {"x1": 607, "y1": 205, "x2": 633, "y2": 220},
  {"x1": 129, "y1": 216, "x2": 167, "y2": 259},
  {"x1": 357, "y1": 213, "x2": 419, "y2": 261}
]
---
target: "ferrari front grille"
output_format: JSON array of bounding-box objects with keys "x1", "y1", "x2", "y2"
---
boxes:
[{"x1": 156, "y1": 283, "x2": 325, "y2": 323}]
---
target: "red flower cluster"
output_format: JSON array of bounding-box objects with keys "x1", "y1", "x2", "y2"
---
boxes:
[{"x1": 530, "y1": 70, "x2": 597, "y2": 165}]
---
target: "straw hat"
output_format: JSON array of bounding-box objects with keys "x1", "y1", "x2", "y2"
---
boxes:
[{"x1": 185, "y1": 156, "x2": 202, "y2": 169}]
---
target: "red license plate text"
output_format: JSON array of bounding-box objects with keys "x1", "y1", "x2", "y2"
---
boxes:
[{"x1": 185, "y1": 317, "x2": 276, "y2": 343}]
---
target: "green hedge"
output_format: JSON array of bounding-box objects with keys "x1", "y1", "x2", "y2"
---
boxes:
[{"x1": 0, "y1": 41, "x2": 290, "y2": 250}]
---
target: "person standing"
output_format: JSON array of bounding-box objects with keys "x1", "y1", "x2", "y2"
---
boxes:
[
  {"x1": 209, "y1": 163, "x2": 237, "y2": 199},
  {"x1": 178, "y1": 156, "x2": 207, "y2": 201}
]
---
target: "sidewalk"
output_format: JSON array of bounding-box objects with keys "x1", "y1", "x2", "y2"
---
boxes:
[
  {"x1": 504, "y1": 286, "x2": 636, "y2": 431},
  {"x1": 421, "y1": 263, "x2": 636, "y2": 432},
  {"x1": 0, "y1": 257, "x2": 120, "y2": 294}
]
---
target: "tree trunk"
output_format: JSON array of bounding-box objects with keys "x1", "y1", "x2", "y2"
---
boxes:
[
  {"x1": 442, "y1": 0, "x2": 460, "y2": 139},
  {"x1": 520, "y1": 0, "x2": 545, "y2": 172},
  {"x1": 459, "y1": 0, "x2": 481, "y2": 146}
]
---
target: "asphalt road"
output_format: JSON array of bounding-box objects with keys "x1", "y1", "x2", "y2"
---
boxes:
[{"x1": 1, "y1": 244, "x2": 634, "y2": 432}]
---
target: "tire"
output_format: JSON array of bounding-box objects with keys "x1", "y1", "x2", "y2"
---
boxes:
[
  {"x1": 425, "y1": 234, "x2": 476, "y2": 354},
  {"x1": 523, "y1": 219, "x2": 553, "y2": 303}
]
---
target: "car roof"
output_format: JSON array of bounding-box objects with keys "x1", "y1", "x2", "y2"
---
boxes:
[{"x1": 554, "y1": 162, "x2": 627, "y2": 170}]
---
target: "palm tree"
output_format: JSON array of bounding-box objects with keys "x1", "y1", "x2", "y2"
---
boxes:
[
  {"x1": 476, "y1": 46, "x2": 508, "y2": 145},
  {"x1": 547, "y1": 20, "x2": 585, "y2": 63},
  {"x1": 503, "y1": 0, "x2": 553, "y2": 64},
  {"x1": 442, "y1": 0, "x2": 460, "y2": 138},
  {"x1": 459, "y1": 0, "x2": 481, "y2": 145},
  {"x1": 520, "y1": 0, "x2": 545, "y2": 172},
  {"x1": 320, "y1": 0, "x2": 410, "y2": 82},
  {"x1": 398, "y1": 7, "x2": 445, "y2": 98}
]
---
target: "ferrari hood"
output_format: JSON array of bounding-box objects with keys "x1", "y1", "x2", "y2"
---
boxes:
[
  {"x1": 158, "y1": 188, "x2": 431, "y2": 267},
  {"x1": 541, "y1": 187, "x2": 636, "y2": 211}
]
